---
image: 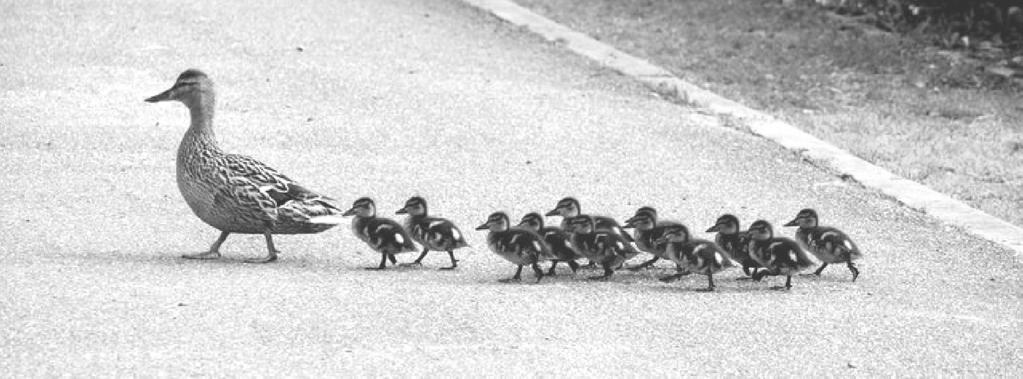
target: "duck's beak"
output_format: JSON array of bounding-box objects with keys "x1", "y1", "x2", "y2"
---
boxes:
[
  {"x1": 144, "y1": 86, "x2": 175, "y2": 103},
  {"x1": 395, "y1": 208, "x2": 408, "y2": 215},
  {"x1": 544, "y1": 209, "x2": 560, "y2": 217},
  {"x1": 341, "y1": 208, "x2": 357, "y2": 217},
  {"x1": 622, "y1": 220, "x2": 635, "y2": 229},
  {"x1": 706, "y1": 224, "x2": 720, "y2": 233},
  {"x1": 782, "y1": 218, "x2": 799, "y2": 227},
  {"x1": 474, "y1": 222, "x2": 489, "y2": 231}
]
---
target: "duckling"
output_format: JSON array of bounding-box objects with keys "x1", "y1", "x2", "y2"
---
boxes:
[
  {"x1": 706, "y1": 214, "x2": 762, "y2": 279},
  {"x1": 475, "y1": 212, "x2": 553, "y2": 283},
  {"x1": 517, "y1": 212, "x2": 582, "y2": 275},
  {"x1": 342, "y1": 197, "x2": 416, "y2": 270},
  {"x1": 563, "y1": 215, "x2": 640, "y2": 280},
  {"x1": 655, "y1": 224, "x2": 735, "y2": 291},
  {"x1": 783, "y1": 208, "x2": 862, "y2": 281},
  {"x1": 545, "y1": 197, "x2": 634, "y2": 242},
  {"x1": 746, "y1": 220, "x2": 816, "y2": 290},
  {"x1": 622, "y1": 206, "x2": 683, "y2": 270},
  {"x1": 145, "y1": 69, "x2": 344, "y2": 263},
  {"x1": 395, "y1": 196, "x2": 468, "y2": 270}
]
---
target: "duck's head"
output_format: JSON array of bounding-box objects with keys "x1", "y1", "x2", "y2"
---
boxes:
[
  {"x1": 342, "y1": 197, "x2": 376, "y2": 218},
  {"x1": 623, "y1": 209, "x2": 656, "y2": 231},
  {"x1": 783, "y1": 208, "x2": 819, "y2": 228},
  {"x1": 396, "y1": 196, "x2": 428, "y2": 216},
  {"x1": 563, "y1": 215, "x2": 595, "y2": 234},
  {"x1": 707, "y1": 214, "x2": 741, "y2": 234},
  {"x1": 516, "y1": 212, "x2": 545, "y2": 231},
  {"x1": 476, "y1": 212, "x2": 510, "y2": 232},
  {"x1": 747, "y1": 220, "x2": 775, "y2": 241},
  {"x1": 654, "y1": 224, "x2": 690, "y2": 244},
  {"x1": 545, "y1": 197, "x2": 580, "y2": 217},
  {"x1": 145, "y1": 69, "x2": 214, "y2": 107}
]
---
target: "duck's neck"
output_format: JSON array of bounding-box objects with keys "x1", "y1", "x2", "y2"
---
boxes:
[{"x1": 179, "y1": 94, "x2": 222, "y2": 157}]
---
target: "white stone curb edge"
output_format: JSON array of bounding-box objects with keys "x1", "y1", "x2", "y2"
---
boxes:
[{"x1": 462, "y1": 0, "x2": 1023, "y2": 258}]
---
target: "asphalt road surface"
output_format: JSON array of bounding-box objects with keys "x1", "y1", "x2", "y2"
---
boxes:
[{"x1": 1, "y1": 0, "x2": 1020, "y2": 376}]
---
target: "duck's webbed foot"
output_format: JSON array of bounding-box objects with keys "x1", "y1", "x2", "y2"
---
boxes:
[
  {"x1": 184, "y1": 231, "x2": 229, "y2": 260},
  {"x1": 183, "y1": 250, "x2": 222, "y2": 260}
]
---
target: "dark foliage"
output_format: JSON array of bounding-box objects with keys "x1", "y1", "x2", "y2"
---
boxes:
[{"x1": 823, "y1": 0, "x2": 1023, "y2": 52}]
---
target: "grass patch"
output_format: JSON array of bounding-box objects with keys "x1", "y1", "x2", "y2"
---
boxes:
[{"x1": 515, "y1": 0, "x2": 1023, "y2": 226}]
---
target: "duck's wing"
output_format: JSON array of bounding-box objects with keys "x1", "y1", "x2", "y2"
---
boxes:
[{"x1": 219, "y1": 154, "x2": 342, "y2": 223}]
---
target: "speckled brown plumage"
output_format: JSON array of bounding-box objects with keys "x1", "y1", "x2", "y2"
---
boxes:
[{"x1": 146, "y1": 69, "x2": 343, "y2": 263}]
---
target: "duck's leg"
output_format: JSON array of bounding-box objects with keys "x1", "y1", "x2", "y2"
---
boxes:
[
  {"x1": 365, "y1": 254, "x2": 388, "y2": 270},
  {"x1": 499, "y1": 265, "x2": 523, "y2": 283},
  {"x1": 245, "y1": 231, "x2": 279, "y2": 263},
  {"x1": 184, "y1": 231, "x2": 229, "y2": 260},
  {"x1": 403, "y1": 247, "x2": 430, "y2": 266},
  {"x1": 439, "y1": 250, "x2": 458, "y2": 270},
  {"x1": 847, "y1": 261, "x2": 860, "y2": 281},
  {"x1": 388, "y1": 254, "x2": 397, "y2": 265},
  {"x1": 812, "y1": 263, "x2": 829, "y2": 276},
  {"x1": 627, "y1": 257, "x2": 659, "y2": 271},
  {"x1": 531, "y1": 263, "x2": 544, "y2": 283}
]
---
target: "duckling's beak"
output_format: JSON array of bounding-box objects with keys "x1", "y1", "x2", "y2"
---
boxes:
[
  {"x1": 474, "y1": 222, "x2": 489, "y2": 231},
  {"x1": 144, "y1": 87, "x2": 175, "y2": 103},
  {"x1": 341, "y1": 208, "x2": 357, "y2": 217},
  {"x1": 782, "y1": 219, "x2": 798, "y2": 227},
  {"x1": 544, "y1": 209, "x2": 559, "y2": 217},
  {"x1": 622, "y1": 221, "x2": 635, "y2": 229},
  {"x1": 395, "y1": 208, "x2": 408, "y2": 215},
  {"x1": 654, "y1": 236, "x2": 668, "y2": 245},
  {"x1": 706, "y1": 224, "x2": 720, "y2": 233}
]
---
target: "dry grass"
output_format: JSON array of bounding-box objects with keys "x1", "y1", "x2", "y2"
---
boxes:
[{"x1": 515, "y1": 0, "x2": 1023, "y2": 226}]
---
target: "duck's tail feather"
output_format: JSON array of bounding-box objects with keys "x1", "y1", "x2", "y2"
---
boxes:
[{"x1": 307, "y1": 215, "x2": 346, "y2": 225}]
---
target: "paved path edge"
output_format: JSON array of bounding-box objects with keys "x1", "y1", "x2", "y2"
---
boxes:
[{"x1": 461, "y1": 0, "x2": 1023, "y2": 258}]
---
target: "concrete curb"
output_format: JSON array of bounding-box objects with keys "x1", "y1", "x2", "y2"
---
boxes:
[{"x1": 462, "y1": 0, "x2": 1023, "y2": 258}]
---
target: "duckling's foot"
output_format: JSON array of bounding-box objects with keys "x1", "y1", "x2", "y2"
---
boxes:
[
  {"x1": 547, "y1": 261, "x2": 560, "y2": 276},
  {"x1": 499, "y1": 265, "x2": 524, "y2": 282},
  {"x1": 439, "y1": 251, "x2": 458, "y2": 270},
  {"x1": 399, "y1": 262, "x2": 423, "y2": 267},
  {"x1": 567, "y1": 260, "x2": 580, "y2": 273},
  {"x1": 809, "y1": 263, "x2": 829, "y2": 276},
  {"x1": 365, "y1": 255, "x2": 389, "y2": 270},
  {"x1": 182, "y1": 251, "x2": 222, "y2": 260},
  {"x1": 586, "y1": 274, "x2": 611, "y2": 281},
  {"x1": 695, "y1": 287, "x2": 715, "y2": 292},
  {"x1": 847, "y1": 262, "x2": 860, "y2": 281},
  {"x1": 627, "y1": 257, "x2": 659, "y2": 271},
  {"x1": 658, "y1": 274, "x2": 684, "y2": 283},
  {"x1": 531, "y1": 263, "x2": 544, "y2": 283},
  {"x1": 769, "y1": 276, "x2": 794, "y2": 290}
]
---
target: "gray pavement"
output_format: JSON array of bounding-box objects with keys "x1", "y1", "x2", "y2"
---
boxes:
[{"x1": 1, "y1": 0, "x2": 1020, "y2": 376}]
